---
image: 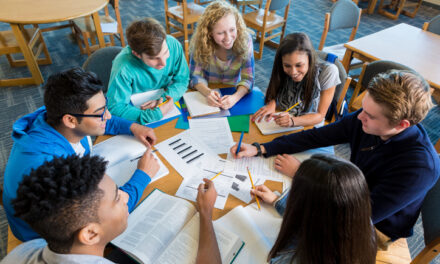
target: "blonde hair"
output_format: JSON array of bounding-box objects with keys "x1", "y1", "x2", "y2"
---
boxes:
[
  {"x1": 189, "y1": 1, "x2": 249, "y2": 66},
  {"x1": 367, "y1": 70, "x2": 434, "y2": 126}
]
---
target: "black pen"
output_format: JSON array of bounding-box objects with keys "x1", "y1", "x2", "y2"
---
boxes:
[
  {"x1": 168, "y1": 138, "x2": 181, "y2": 146},
  {"x1": 186, "y1": 153, "x2": 204, "y2": 164},
  {"x1": 177, "y1": 146, "x2": 191, "y2": 154},
  {"x1": 130, "y1": 149, "x2": 158, "y2": 162},
  {"x1": 182, "y1": 150, "x2": 197, "y2": 159}
]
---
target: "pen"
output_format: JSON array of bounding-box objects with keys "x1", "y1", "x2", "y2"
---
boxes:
[
  {"x1": 247, "y1": 166, "x2": 261, "y2": 210},
  {"x1": 157, "y1": 99, "x2": 169, "y2": 108},
  {"x1": 236, "y1": 131, "x2": 244, "y2": 155},
  {"x1": 284, "y1": 101, "x2": 302, "y2": 112},
  {"x1": 130, "y1": 149, "x2": 158, "y2": 162},
  {"x1": 210, "y1": 171, "x2": 223, "y2": 181},
  {"x1": 187, "y1": 153, "x2": 204, "y2": 164}
]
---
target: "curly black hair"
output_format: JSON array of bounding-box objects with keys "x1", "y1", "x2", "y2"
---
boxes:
[
  {"x1": 12, "y1": 155, "x2": 107, "y2": 253},
  {"x1": 43, "y1": 67, "x2": 104, "y2": 127}
]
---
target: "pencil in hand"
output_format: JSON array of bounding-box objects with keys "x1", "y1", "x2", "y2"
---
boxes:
[
  {"x1": 210, "y1": 171, "x2": 223, "y2": 181},
  {"x1": 247, "y1": 167, "x2": 261, "y2": 210}
]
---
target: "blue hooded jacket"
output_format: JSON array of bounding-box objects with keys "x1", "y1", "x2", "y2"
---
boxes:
[{"x1": 3, "y1": 107, "x2": 151, "y2": 241}]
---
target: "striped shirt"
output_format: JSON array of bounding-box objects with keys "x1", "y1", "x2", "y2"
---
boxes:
[{"x1": 189, "y1": 35, "x2": 254, "y2": 90}]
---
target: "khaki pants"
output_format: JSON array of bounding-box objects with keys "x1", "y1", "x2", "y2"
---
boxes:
[{"x1": 375, "y1": 228, "x2": 393, "y2": 251}]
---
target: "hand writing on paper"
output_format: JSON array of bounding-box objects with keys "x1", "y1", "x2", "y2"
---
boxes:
[
  {"x1": 230, "y1": 142, "x2": 257, "y2": 159},
  {"x1": 197, "y1": 178, "x2": 217, "y2": 217},
  {"x1": 203, "y1": 90, "x2": 222, "y2": 107},
  {"x1": 130, "y1": 123, "x2": 157, "y2": 147},
  {"x1": 251, "y1": 185, "x2": 279, "y2": 204},
  {"x1": 274, "y1": 154, "x2": 301, "y2": 178},
  {"x1": 140, "y1": 97, "x2": 163, "y2": 110},
  {"x1": 252, "y1": 101, "x2": 276, "y2": 123},
  {"x1": 273, "y1": 112, "x2": 293, "y2": 127},
  {"x1": 137, "y1": 149, "x2": 160, "y2": 178},
  {"x1": 158, "y1": 95, "x2": 174, "y2": 116}
]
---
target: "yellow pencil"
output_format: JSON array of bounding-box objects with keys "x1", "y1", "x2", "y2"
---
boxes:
[
  {"x1": 210, "y1": 171, "x2": 223, "y2": 181},
  {"x1": 247, "y1": 167, "x2": 261, "y2": 210},
  {"x1": 157, "y1": 99, "x2": 169, "y2": 108},
  {"x1": 284, "y1": 101, "x2": 301, "y2": 112}
]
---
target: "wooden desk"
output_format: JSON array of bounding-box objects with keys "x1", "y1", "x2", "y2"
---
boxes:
[
  {"x1": 97, "y1": 118, "x2": 294, "y2": 220},
  {"x1": 0, "y1": 0, "x2": 108, "y2": 86},
  {"x1": 342, "y1": 23, "x2": 440, "y2": 90}
]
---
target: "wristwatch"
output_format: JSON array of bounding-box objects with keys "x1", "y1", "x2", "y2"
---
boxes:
[{"x1": 251, "y1": 142, "x2": 262, "y2": 157}]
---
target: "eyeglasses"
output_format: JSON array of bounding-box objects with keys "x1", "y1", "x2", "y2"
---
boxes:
[{"x1": 67, "y1": 105, "x2": 108, "y2": 121}]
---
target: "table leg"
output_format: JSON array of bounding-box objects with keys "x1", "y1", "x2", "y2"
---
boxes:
[
  {"x1": 342, "y1": 48, "x2": 354, "y2": 73},
  {"x1": 10, "y1": 24, "x2": 43, "y2": 85},
  {"x1": 91, "y1": 11, "x2": 105, "y2": 48},
  {"x1": 367, "y1": 0, "x2": 378, "y2": 14}
]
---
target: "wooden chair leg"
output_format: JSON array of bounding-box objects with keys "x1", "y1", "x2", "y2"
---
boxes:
[{"x1": 183, "y1": 26, "x2": 189, "y2": 63}]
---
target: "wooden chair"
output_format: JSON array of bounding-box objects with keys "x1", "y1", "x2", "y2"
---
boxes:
[
  {"x1": 164, "y1": 0, "x2": 205, "y2": 62},
  {"x1": 423, "y1": 14, "x2": 440, "y2": 35},
  {"x1": 319, "y1": 0, "x2": 362, "y2": 69},
  {"x1": 232, "y1": 0, "x2": 263, "y2": 14},
  {"x1": 72, "y1": 0, "x2": 125, "y2": 56},
  {"x1": 194, "y1": 0, "x2": 213, "y2": 5},
  {"x1": 348, "y1": 60, "x2": 413, "y2": 112},
  {"x1": 242, "y1": 0, "x2": 291, "y2": 60},
  {"x1": 317, "y1": 50, "x2": 351, "y2": 123},
  {"x1": 0, "y1": 25, "x2": 52, "y2": 87},
  {"x1": 377, "y1": 0, "x2": 423, "y2": 20}
]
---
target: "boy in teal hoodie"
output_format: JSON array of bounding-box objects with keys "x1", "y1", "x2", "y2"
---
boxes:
[{"x1": 107, "y1": 18, "x2": 189, "y2": 125}]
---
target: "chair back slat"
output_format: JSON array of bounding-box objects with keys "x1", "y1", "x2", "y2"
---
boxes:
[
  {"x1": 361, "y1": 61, "x2": 412, "y2": 88},
  {"x1": 329, "y1": 0, "x2": 360, "y2": 31}
]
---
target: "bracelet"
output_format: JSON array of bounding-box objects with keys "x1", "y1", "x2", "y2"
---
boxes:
[
  {"x1": 290, "y1": 116, "x2": 295, "y2": 127},
  {"x1": 251, "y1": 142, "x2": 262, "y2": 157}
]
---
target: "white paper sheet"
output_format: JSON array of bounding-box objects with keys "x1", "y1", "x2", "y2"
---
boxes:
[
  {"x1": 131, "y1": 89, "x2": 165, "y2": 107},
  {"x1": 189, "y1": 117, "x2": 234, "y2": 154},
  {"x1": 255, "y1": 116, "x2": 303, "y2": 135},
  {"x1": 91, "y1": 135, "x2": 169, "y2": 186}
]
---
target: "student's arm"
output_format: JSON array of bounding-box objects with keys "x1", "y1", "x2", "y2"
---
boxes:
[
  {"x1": 196, "y1": 179, "x2": 221, "y2": 264},
  {"x1": 275, "y1": 86, "x2": 336, "y2": 127},
  {"x1": 107, "y1": 71, "x2": 164, "y2": 125},
  {"x1": 162, "y1": 36, "x2": 189, "y2": 102},
  {"x1": 119, "y1": 149, "x2": 159, "y2": 212}
]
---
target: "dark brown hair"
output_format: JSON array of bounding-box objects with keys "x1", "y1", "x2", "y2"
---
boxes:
[
  {"x1": 126, "y1": 18, "x2": 166, "y2": 56},
  {"x1": 269, "y1": 154, "x2": 376, "y2": 264},
  {"x1": 265, "y1": 33, "x2": 317, "y2": 111}
]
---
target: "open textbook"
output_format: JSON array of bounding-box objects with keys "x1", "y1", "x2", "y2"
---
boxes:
[
  {"x1": 215, "y1": 203, "x2": 283, "y2": 264},
  {"x1": 112, "y1": 189, "x2": 244, "y2": 264},
  {"x1": 255, "y1": 114, "x2": 303, "y2": 135},
  {"x1": 91, "y1": 135, "x2": 169, "y2": 186},
  {"x1": 183, "y1": 91, "x2": 221, "y2": 117}
]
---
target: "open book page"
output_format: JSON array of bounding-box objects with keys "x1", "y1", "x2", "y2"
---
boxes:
[
  {"x1": 157, "y1": 213, "x2": 243, "y2": 264},
  {"x1": 214, "y1": 204, "x2": 282, "y2": 264},
  {"x1": 112, "y1": 190, "x2": 197, "y2": 264},
  {"x1": 189, "y1": 117, "x2": 234, "y2": 154},
  {"x1": 183, "y1": 91, "x2": 220, "y2": 117},
  {"x1": 92, "y1": 135, "x2": 169, "y2": 186},
  {"x1": 255, "y1": 116, "x2": 303, "y2": 135}
]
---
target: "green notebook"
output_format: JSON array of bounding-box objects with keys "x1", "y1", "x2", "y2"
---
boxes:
[{"x1": 227, "y1": 115, "x2": 250, "y2": 133}]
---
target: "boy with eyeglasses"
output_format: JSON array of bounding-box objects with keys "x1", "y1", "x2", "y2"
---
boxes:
[{"x1": 3, "y1": 67, "x2": 159, "y2": 242}]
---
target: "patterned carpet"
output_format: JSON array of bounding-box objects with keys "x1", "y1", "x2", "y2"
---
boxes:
[{"x1": 0, "y1": 0, "x2": 439, "y2": 261}]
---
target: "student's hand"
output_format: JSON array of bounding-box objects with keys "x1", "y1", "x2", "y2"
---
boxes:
[
  {"x1": 252, "y1": 101, "x2": 276, "y2": 122},
  {"x1": 130, "y1": 123, "x2": 157, "y2": 147},
  {"x1": 140, "y1": 98, "x2": 163, "y2": 110},
  {"x1": 251, "y1": 185, "x2": 279, "y2": 204},
  {"x1": 158, "y1": 96, "x2": 174, "y2": 116},
  {"x1": 137, "y1": 149, "x2": 160, "y2": 178},
  {"x1": 197, "y1": 178, "x2": 217, "y2": 217},
  {"x1": 204, "y1": 90, "x2": 222, "y2": 107},
  {"x1": 273, "y1": 112, "x2": 293, "y2": 127},
  {"x1": 230, "y1": 142, "x2": 257, "y2": 159},
  {"x1": 274, "y1": 154, "x2": 301, "y2": 178},
  {"x1": 220, "y1": 94, "x2": 239, "y2": 110}
]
